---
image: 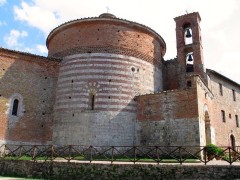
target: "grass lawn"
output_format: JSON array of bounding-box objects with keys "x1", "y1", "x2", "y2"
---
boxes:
[{"x1": 1, "y1": 155, "x2": 201, "y2": 163}]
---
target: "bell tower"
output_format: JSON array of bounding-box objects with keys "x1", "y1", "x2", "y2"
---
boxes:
[{"x1": 174, "y1": 12, "x2": 207, "y2": 86}]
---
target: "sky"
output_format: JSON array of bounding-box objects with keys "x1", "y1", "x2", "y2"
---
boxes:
[{"x1": 0, "y1": 0, "x2": 239, "y2": 84}]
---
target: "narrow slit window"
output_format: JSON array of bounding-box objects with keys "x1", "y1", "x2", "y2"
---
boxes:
[
  {"x1": 12, "y1": 99, "x2": 19, "y2": 116},
  {"x1": 232, "y1": 89, "x2": 236, "y2": 101},
  {"x1": 221, "y1": 110, "x2": 225, "y2": 122},
  {"x1": 90, "y1": 94, "x2": 95, "y2": 110},
  {"x1": 219, "y1": 83, "x2": 223, "y2": 96},
  {"x1": 236, "y1": 115, "x2": 239, "y2": 128}
]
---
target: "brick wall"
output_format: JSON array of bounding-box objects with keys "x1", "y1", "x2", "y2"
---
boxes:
[
  {"x1": 48, "y1": 15, "x2": 166, "y2": 146},
  {"x1": 207, "y1": 71, "x2": 240, "y2": 146},
  {"x1": 0, "y1": 48, "x2": 59, "y2": 144},
  {"x1": 53, "y1": 53, "x2": 162, "y2": 146},
  {"x1": 136, "y1": 84, "x2": 200, "y2": 146},
  {"x1": 47, "y1": 17, "x2": 166, "y2": 66}
]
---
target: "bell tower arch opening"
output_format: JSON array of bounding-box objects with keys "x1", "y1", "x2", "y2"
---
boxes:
[
  {"x1": 186, "y1": 52, "x2": 194, "y2": 72},
  {"x1": 183, "y1": 23, "x2": 193, "y2": 45}
]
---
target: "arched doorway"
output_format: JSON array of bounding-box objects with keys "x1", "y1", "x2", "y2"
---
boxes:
[{"x1": 230, "y1": 134, "x2": 236, "y2": 150}]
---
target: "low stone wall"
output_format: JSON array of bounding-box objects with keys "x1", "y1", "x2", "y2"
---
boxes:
[{"x1": 0, "y1": 160, "x2": 240, "y2": 179}]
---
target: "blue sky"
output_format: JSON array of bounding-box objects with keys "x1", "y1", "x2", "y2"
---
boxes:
[
  {"x1": 0, "y1": 0, "x2": 47, "y2": 54},
  {"x1": 0, "y1": 0, "x2": 239, "y2": 83}
]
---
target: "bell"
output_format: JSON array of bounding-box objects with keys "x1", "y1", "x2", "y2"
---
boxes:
[
  {"x1": 187, "y1": 54, "x2": 193, "y2": 61},
  {"x1": 185, "y1": 29, "x2": 192, "y2": 38}
]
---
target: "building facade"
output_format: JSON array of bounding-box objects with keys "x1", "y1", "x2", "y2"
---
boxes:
[{"x1": 0, "y1": 12, "x2": 239, "y2": 148}]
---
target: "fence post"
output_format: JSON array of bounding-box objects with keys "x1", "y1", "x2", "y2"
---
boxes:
[
  {"x1": 228, "y1": 147, "x2": 232, "y2": 165},
  {"x1": 90, "y1": 145, "x2": 93, "y2": 163},
  {"x1": 3, "y1": 144, "x2": 6, "y2": 158},
  {"x1": 19, "y1": 145, "x2": 23, "y2": 158},
  {"x1": 179, "y1": 146, "x2": 182, "y2": 165},
  {"x1": 51, "y1": 145, "x2": 54, "y2": 162},
  {"x1": 203, "y1": 146, "x2": 207, "y2": 165},
  {"x1": 133, "y1": 146, "x2": 136, "y2": 164},
  {"x1": 32, "y1": 145, "x2": 37, "y2": 161},
  {"x1": 49, "y1": 145, "x2": 54, "y2": 178},
  {"x1": 111, "y1": 146, "x2": 114, "y2": 164},
  {"x1": 68, "y1": 145, "x2": 72, "y2": 162},
  {"x1": 156, "y1": 146, "x2": 160, "y2": 164}
]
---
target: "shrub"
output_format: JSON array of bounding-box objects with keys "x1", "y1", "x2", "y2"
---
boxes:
[
  {"x1": 216, "y1": 147, "x2": 224, "y2": 156},
  {"x1": 205, "y1": 144, "x2": 219, "y2": 155},
  {"x1": 205, "y1": 144, "x2": 225, "y2": 160}
]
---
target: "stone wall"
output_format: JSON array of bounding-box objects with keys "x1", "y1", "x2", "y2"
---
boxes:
[
  {"x1": 162, "y1": 59, "x2": 180, "y2": 90},
  {"x1": 136, "y1": 85, "x2": 200, "y2": 146},
  {"x1": 0, "y1": 48, "x2": 59, "y2": 144},
  {"x1": 0, "y1": 160, "x2": 240, "y2": 179}
]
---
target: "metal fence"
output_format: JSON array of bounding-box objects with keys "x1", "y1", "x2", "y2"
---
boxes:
[{"x1": 0, "y1": 144, "x2": 239, "y2": 165}]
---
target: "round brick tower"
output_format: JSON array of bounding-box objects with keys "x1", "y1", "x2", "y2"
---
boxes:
[{"x1": 47, "y1": 13, "x2": 166, "y2": 146}]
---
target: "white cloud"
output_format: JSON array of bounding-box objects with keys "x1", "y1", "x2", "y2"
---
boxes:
[
  {"x1": 4, "y1": 29, "x2": 28, "y2": 47},
  {"x1": 0, "y1": 0, "x2": 6, "y2": 6},
  {"x1": 36, "y1": 44, "x2": 48, "y2": 54},
  {"x1": 3, "y1": 28, "x2": 47, "y2": 55},
  {"x1": 14, "y1": 1, "x2": 59, "y2": 34},
  {"x1": 19, "y1": 44, "x2": 48, "y2": 56}
]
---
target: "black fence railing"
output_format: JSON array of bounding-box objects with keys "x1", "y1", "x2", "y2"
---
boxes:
[{"x1": 0, "y1": 144, "x2": 239, "y2": 165}]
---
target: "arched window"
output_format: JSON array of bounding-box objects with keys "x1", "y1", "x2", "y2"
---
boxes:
[
  {"x1": 8, "y1": 93, "x2": 24, "y2": 118},
  {"x1": 12, "y1": 99, "x2": 19, "y2": 116}
]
